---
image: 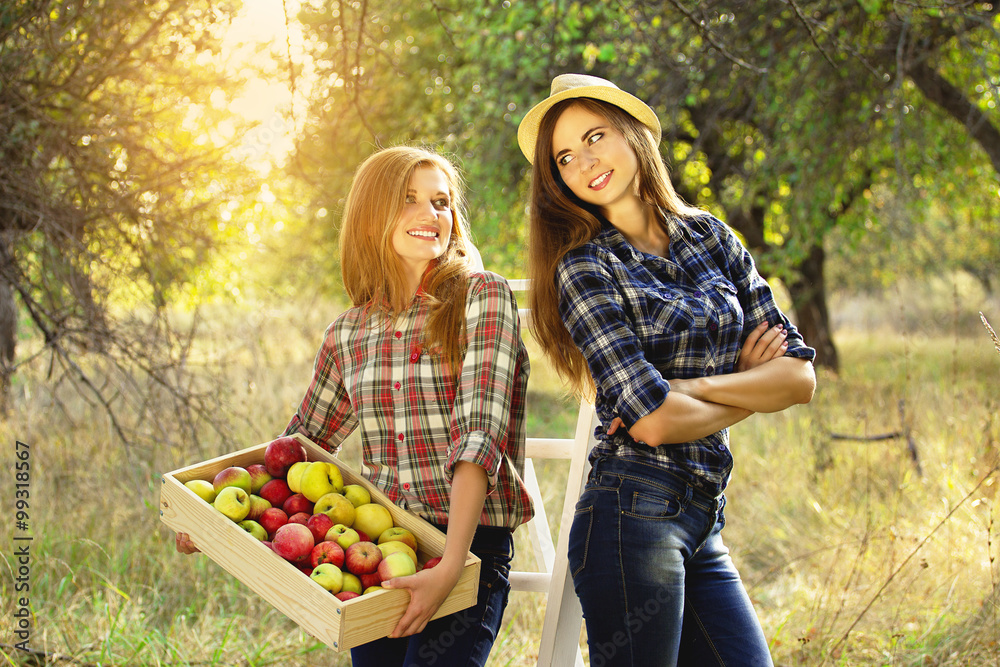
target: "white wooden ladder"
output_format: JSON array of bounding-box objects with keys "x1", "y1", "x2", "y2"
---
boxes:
[{"x1": 507, "y1": 278, "x2": 594, "y2": 667}]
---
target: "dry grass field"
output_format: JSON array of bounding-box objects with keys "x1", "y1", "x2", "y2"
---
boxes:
[{"x1": 1, "y1": 288, "x2": 998, "y2": 666}]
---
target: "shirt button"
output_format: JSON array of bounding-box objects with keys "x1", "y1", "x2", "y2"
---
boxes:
[
  {"x1": 708, "y1": 321, "x2": 718, "y2": 332},
  {"x1": 394, "y1": 331, "x2": 402, "y2": 339},
  {"x1": 397, "y1": 433, "x2": 404, "y2": 441},
  {"x1": 706, "y1": 365, "x2": 715, "y2": 375},
  {"x1": 402, "y1": 482, "x2": 410, "y2": 490},
  {"x1": 694, "y1": 290, "x2": 703, "y2": 298},
  {"x1": 718, "y1": 443, "x2": 728, "y2": 452},
  {"x1": 410, "y1": 352, "x2": 420, "y2": 363},
  {"x1": 393, "y1": 382, "x2": 401, "y2": 390}
]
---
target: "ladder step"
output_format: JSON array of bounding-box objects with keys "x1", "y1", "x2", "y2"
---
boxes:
[
  {"x1": 525, "y1": 438, "x2": 577, "y2": 460},
  {"x1": 509, "y1": 571, "x2": 553, "y2": 593}
]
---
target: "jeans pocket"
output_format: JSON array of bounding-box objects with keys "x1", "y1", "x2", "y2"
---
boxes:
[
  {"x1": 567, "y1": 505, "x2": 594, "y2": 579},
  {"x1": 626, "y1": 488, "x2": 685, "y2": 520}
]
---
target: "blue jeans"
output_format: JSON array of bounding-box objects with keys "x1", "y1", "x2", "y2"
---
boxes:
[
  {"x1": 349, "y1": 523, "x2": 513, "y2": 667},
  {"x1": 568, "y1": 457, "x2": 773, "y2": 667}
]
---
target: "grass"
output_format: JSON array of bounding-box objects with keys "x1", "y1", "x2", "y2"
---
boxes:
[{"x1": 1, "y1": 291, "x2": 998, "y2": 666}]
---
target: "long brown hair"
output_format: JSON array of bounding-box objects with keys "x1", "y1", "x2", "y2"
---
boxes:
[
  {"x1": 339, "y1": 146, "x2": 474, "y2": 375},
  {"x1": 527, "y1": 98, "x2": 701, "y2": 398}
]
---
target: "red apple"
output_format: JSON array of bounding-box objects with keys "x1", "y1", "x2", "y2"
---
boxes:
[
  {"x1": 306, "y1": 514, "x2": 335, "y2": 543},
  {"x1": 335, "y1": 591, "x2": 361, "y2": 602},
  {"x1": 378, "y1": 551, "x2": 417, "y2": 580},
  {"x1": 264, "y1": 436, "x2": 308, "y2": 478},
  {"x1": 246, "y1": 463, "x2": 273, "y2": 493},
  {"x1": 288, "y1": 512, "x2": 310, "y2": 526},
  {"x1": 355, "y1": 529, "x2": 371, "y2": 543},
  {"x1": 311, "y1": 540, "x2": 345, "y2": 569},
  {"x1": 423, "y1": 556, "x2": 443, "y2": 570},
  {"x1": 259, "y1": 507, "x2": 288, "y2": 537},
  {"x1": 213, "y1": 466, "x2": 252, "y2": 495},
  {"x1": 246, "y1": 495, "x2": 272, "y2": 521},
  {"x1": 282, "y1": 493, "x2": 313, "y2": 516},
  {"x1": 344, "y1": 541, "x2": 383, "y2": 576},
  {"x1": 272, "y1": 523, "x2": 315, "y2": 563},
  {"x1": 259, "y1": 479, "x2": 293, "y2": 508},
  {"x1": 359, "y1": 571, "x2": 382, "y2": 590}
]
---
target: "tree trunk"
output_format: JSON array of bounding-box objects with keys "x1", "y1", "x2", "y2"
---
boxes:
[{"x1": 787, "y1": 243, "x2": 839, "y2": 371}]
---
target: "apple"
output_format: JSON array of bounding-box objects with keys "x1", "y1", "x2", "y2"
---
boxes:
[
  {"x1": 298, "y1": 564, "x2": 314, "y2": 576},
  {"x1": 246, "y1": 495, "x2": 272, "y2": 521},
  {"x1": 259, "y1": 479, "x2": 293, "y2": 509},
  {"x1": 378, "y1": 551, "x2": 417, "y2": 580},
  {"x1": 377, "y1": 540, "x2": 417, "y2": 566},
  {"x1": 341, "y1": 572, "x2": 363, "y2": 594},
  {"x1": 344, "y1": 541, "x2": 382, "y2": 575},
  {"x1": 246, "y1": 463, "x2": 273, "y2": 493},
  {"x1": 355, "y1": 529, "x2": 371, "y2": 543},
  {"x1": 214, "y1": 486, "x2": 251, "y2": 522},
  {"x1": 359, "y1": 571, "x2": 383, "y2": 590},
  {"x1": 353, "y1": 503, "x2": 394, "y2": 543},
  {"x1": 335, "y1": 591, "x2": 361, "y2": 602},
  {"x1": 185, "y1": 479, "x2": 217, "y2": 503},
  {"x1": 363, "y1": 585, "x2": 383, "y2": 595},
  {"x1": 378, "y1": 526, "x2": 418, "y2": 554},
  {"x1": 310, "y1": 540, "x2": 345, "y2": 569},
  {"x1": 342, "y1": 484, "x2": 371, "y2": 508},
  {"x1": 288, "y1": 511, "x2": 310, "y2": 526},
  {"x1": 286, "y1": 461, "x2": 310, "y2": 494},
  {"x1": 326, "y1": 524, "x2": 360, "y2": 551},
  {"x1": 213, "y1": 466, "x2": 252, "y2": 495},
  {"x1": 263, "y1": 436, "x2": 307, "y2": 478},
  {"x1": 422, "y1": 556, "x2": 443, "y2": 570},
  {"x1": 313, "y1": 492, "x2": 356, "y2": 527},
  {"x1": 238, "y1": 519, "x2": 268, "y2": 541},
  {"x1": 310, "y1": 563, "x2": 344, "y2": 593},
  {"x1": 259, "y1": 507, "x2": 288, "y2": 537},
  {"x1": 306, "y1": 513, "x2": 334, "y2": 543},
  {"x1": 282, "y1": 493, "x2": 313, "y2": 516},
  {"x1": 300, "y1": 461, "x2": 345, "y2": 502},
  {"x1": 272, "y1": 523, "x2": 315, "y2": 563}
]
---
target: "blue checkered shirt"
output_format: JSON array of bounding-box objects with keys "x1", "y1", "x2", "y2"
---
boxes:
[{"x1": 557, "y1": 213, "x2": 816, "y2": 495}]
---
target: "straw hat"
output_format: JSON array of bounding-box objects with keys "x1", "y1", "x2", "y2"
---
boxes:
[{"x1": 517, "y1": 73, "x2": 661, "y2": 164}]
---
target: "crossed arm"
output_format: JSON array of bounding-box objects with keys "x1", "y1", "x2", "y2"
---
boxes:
[{"x1": 612, "y1": 322, "x2": 816, "y2": 447}]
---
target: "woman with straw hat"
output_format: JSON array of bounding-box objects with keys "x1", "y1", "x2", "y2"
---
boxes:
[{"x1": 518, "y1": 74, "x2": 817, "y2": 665}]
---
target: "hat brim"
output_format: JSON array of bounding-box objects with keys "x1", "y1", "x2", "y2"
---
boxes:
[{"x1": 517, "y1": 85, "x2": 662, "y2": 164}]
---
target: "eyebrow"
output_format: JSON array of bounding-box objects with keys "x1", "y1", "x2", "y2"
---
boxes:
[
  {"x1": 406, "y1": 188, "x2": 450, "y2": 199},
  {"x1": 553, "y1": 125, "x2": 605, "y2": 162}
]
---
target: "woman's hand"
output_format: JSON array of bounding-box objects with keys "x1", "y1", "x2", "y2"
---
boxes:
[
  {"x1": 736, "y1": 322, "x2": 788, "y2": 372},
  {"x1": 382, "y1": 556, "x2": 464, "y2": 637},
  {"x1": 175, "y1": 532, "x2": 200, "y2": 555}
]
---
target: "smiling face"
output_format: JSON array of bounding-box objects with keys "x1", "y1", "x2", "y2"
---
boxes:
[
  {"x1": 550, "y1": 102, "x2": 642, "y2": 216},
  {"x1": 391, "y1": 165, "x2": 454, "y2": 293}
]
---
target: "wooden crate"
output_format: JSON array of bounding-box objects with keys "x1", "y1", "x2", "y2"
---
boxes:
[{"x1": 158, "y1": 433, "x2": 481, "y2": 652}]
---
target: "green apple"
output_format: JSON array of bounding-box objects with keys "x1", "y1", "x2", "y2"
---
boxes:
[
  {"x1": 310, "y1": 563, "x2": 344, "y2": 593},
  {"x1": 353, "y1": 503, "x2": 394, "y2": 543},
  {"x1": 313, "y1": 492, "x2": 356, "y2": 526},
  {"x1": 326, "y1": 524, "x2": 360, "y2": 551},
  {"x1": 214, "y1": 486, "x2": 251, "y2": 522},
  {"x1": 299, "y1": 461, "x2": 345, "y2": 502},
  {"x1": 341, "y1": 572, "x2": 363, "y2": 595},
  {"x1": 377, "y1": 551, "x2": 417, "y2": 580},
  {"x1": 286, "y1": 461, "x2": 310, "y2": 494},
  {"x1": 377, "y1": 540, "x2": 417, "y2": 566},
  {"x1": 238, "y1": 519, "x2": 267, "y2": 541},
  {"x1": 213, "y1": 466, "x2": 252, "y2": 495},
  {"x1": 378, "y1": 526, "x2": 418, "y2": 553},
  {"x1": 342, "y1": 484, "x2": 371, "y2": 508},
  {"x1": 184, "y1": 479, "x2": 217, "y2": 503}
]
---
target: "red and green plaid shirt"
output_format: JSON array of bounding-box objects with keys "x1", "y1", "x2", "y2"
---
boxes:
[{"x1": 284, "y1": 272, "x2": 534, "y2": 529}]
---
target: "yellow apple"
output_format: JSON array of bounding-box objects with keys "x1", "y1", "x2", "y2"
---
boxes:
[
  {"x1": 362, "y1": 585, "x2": 384, "y2": 595},
  {"x1": 310, "y1": 563, "x2": 344, "y2": 593},
  {"x1": 377, "y1": 551, "x2": 417, "y2": 580},
  {"x1": 353, "y1": 503, "x2": 394, "y2": 543},
  {"x1": 342, "y1": 484, "x2": 371, "y2": 508},
  {"x1": 214, "y1": 486, "x2": 251, "y2": 522},
  {"x1": 286, "y1": 461, "x2": 310, "y2": 494},
  {"x1": 185, "y1": 479, "x2": 217, "y2": 503},
  {"x1": 313, "y1": 492, "x2": 356, "y2": 526},
  {"x1": 377, "y1": 540, "x2": 417, "y2": 566},
  {"x1": 378, "y1": 526, "x2": 418, "y2": 553},
  {"x1": 300, "y1": 461, "x2": 344, "y2": 502},
  {"x1": 341, "y1": 572, "x2": 363, "y2": 595}
]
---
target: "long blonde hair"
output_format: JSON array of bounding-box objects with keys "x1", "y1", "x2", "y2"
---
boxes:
[
  {"x1": 339, "y1": 146, "x2": 475, "y2": 375},
  {"x1": 527, "y1": 98, "x2": 701, "y2": 398}
]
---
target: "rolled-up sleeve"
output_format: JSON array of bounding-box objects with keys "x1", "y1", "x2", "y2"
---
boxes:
[
  {"x1": 446, "y1": 274, "x2": 524, "y2": 491},
  {"x1": 557, "y1": 249, "x2": 670, "y2": 430}
]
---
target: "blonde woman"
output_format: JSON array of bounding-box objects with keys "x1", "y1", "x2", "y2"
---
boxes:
[
  {"x1": 518, "y1": 75, "x2": 816, "y2": 666},
  {"x1": 180, "y1": 146, "x2": 533, "y2": 666}
]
